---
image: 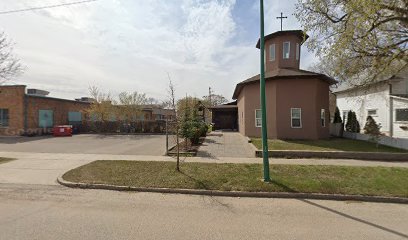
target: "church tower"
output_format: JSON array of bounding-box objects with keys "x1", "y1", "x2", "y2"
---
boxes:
[{"x1": 256, "y1": 30, "x2": 308, "y2": 71}]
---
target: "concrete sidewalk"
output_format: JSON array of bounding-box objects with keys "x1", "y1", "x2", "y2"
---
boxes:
[
  {"x1": 1, "y1": 151, "x2": 407, "y2": 186},
  {"x1": 197, "y1": 131, "x2": 256, "y2": 158}
]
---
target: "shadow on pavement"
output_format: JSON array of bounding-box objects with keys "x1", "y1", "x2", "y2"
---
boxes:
[
  {"x1": 274, "y1": 180, "x2": 408, "y2": 239},
  {"x1": 0, "y1": 136, "x2": 51, "y2": 144}
]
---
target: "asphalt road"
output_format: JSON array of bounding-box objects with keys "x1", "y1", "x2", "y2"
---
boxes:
[
  {"x1": 0, "y1": 184, "x2": 407, "y2": 240},
  {"x1": 0, "y1": 134, "x2": 168, "y2": 155}
]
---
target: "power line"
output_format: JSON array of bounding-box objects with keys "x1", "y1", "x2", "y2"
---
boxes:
[{"x1": 0, "y1": 0, "x2": 98, "y2": 15}]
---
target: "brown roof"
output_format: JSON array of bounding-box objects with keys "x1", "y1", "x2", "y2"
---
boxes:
[
  {"x1": 232, "y1": 68, "x2": 337, "y2": 99},
  {"x1": 210, "y1": 101, "x2": 237, "y2": 110},
  {"x1": 255, "y1": 30, "x2": 309, "y2": 48}
]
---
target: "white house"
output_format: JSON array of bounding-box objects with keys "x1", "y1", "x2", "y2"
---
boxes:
[{"x1": 335, "y1": 70, "x2": 408, "y2": 139}]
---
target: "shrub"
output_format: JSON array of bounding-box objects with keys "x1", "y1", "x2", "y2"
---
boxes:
[
  {"x1": 345, "y1": 111, "x2": 360, "y2": 133},
  {"x1": 364, "y1": 116, "x2": 382, "y2": 147},
  {"x1": 333, "y1": 107, "x2": 342, "y2": 123}
]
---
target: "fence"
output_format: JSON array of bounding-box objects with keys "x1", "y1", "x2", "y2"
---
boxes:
[
  {"x1": 77, "y1": 120, "x2": 168, "y2": 134},
  {"x1": 330, "y1": 123, "x2": 408, "y2": 150},
  {"x1": 342, "y1": 132, "x2": 408, "y2": 150}
]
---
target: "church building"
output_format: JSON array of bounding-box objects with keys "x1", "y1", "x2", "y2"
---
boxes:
[{"x1": 212, "y1": 30, "x2": 336, "y2": 140}]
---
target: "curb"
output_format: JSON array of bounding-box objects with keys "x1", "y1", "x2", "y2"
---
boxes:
[{"x1": 57, "y1": 175, "x2": 408, "y2": 204}]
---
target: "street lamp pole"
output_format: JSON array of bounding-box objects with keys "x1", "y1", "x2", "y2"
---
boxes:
[{"x1": 259, "y1": 0, "x2": 270, "y2": 182}]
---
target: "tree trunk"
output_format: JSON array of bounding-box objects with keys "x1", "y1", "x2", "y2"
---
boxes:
[{"x1": 176, "y1": 124, "x2": 180, "y2": 172}]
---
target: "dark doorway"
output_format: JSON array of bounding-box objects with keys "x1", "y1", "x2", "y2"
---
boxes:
[{"x1": 210, "y1": 105, "x2": 238, "y2": 131}]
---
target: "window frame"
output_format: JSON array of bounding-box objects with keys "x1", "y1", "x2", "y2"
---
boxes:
[
  {"x1": 255, "y1": 109, "x2": 262, "y2": 128},
  {"x1": 291, "y1": 108, "x2": 302, "y2": 128},
  {"x1": 269, "y1": 44, "x2": 275, "y2": 61},
  {"x1": 0, "y1": 109, "x2": 9, "y2": 128},
  {"x1": 395, "y1": 108, "x2": 408, "y2": 122},
  {"x1": 296, "y1": 43, "x2": 300, "y2": 61},
  {"x1": 321, "y1": 109, "x2": 326, "y2": 127},
  {"x1": 367, "y1": 109, "x2": 378, "y2": 117},
  {"x1": 283, "y1": 42, "x2": 290, "y2": 59}
]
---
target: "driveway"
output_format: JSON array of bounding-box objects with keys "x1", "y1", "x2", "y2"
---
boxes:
[
  {"x1": 0, "y1": 134, "x2": 167, "y2": 155},
  {"x1": 197, "y1": 131, "x2": 255, "y2": 158}
]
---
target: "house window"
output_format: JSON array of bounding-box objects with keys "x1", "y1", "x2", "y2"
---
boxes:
[
  {"x1": 321, "y1": 109, "x2": 326, "y2": 127},
  {"x1": 291, "y1": 108, "x2": 302, "y2": 128},
  {"x1": 269, "y1": 44, "x2": 275, "y2": 61},
  {"x1": 283, "y1": 42, "x2": 290, "y2": 59},
  {"x1": 0, "y1": 109, "x2": 9, "y2": 127},
  {"x1": 255, "y1": 109, "x2": 262, "y2": 127},
  {"x1": 296, "y1": 43, "x2": 300, "y2": 61},
  {"x1": 396, "y1": 109, "x2": 408, "y2": 122},
  {"x1": 264, "y1": 49, "x2": 266, "y2": 68},
  {"x1": 367, "y1": 109, "x2": 378, "y2": 117}
]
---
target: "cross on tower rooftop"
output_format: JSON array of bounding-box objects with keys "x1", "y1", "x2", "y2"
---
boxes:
[{"x1": 276, "y1": 12, "x2": 287, "y2": 31}]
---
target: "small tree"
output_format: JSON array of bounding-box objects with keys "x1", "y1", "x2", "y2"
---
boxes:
[
  {"x1": 364, "y1": 116, "x2": 382, "y2": 148},
  {"x1": 352, "y1": 112, "x2": 361, "y2": 133},
  {"x1": 345, "y1": 111, "x2": 360, "y2": 133},
  {"x1": 179, "y1": 97, "x2": 207, "y2": 145},
  {"x1": 166, "y1": 78, "x2": 181, "y2": 171},
  {"x1": 86, "y1": 86, "x2": 116, "y2": 131},
  {"x1": 333, "y1": 107, "x2": 342, "y2": 123},
  {"x1": 345, "y1": 111, "x2": 353, "y2": 132},
  {"x1": 117, "y1": 91, "x2": 147, "y2": 125}
]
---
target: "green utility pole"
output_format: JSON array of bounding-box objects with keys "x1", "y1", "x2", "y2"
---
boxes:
[{"x1": 259, "y1": 0, "x2": 270, "y2": 182}]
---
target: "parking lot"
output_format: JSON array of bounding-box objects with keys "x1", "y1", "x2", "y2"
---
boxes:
[{"x1": 0, "y1": 134, "x2": 168, "y2": 155}]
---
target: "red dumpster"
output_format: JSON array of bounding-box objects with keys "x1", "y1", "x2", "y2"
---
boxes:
[{"x1": 53, "y1": 125, "x2": 73, "y2": 137}]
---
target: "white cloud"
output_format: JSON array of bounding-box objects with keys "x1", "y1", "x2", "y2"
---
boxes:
[{"x1": 0, "y1": 0, "x2": 318, "y2": 101}]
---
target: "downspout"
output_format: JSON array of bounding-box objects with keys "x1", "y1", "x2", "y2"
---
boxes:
[{"x1": 389, "y1": 84, "x2": 393, "y2": 137}]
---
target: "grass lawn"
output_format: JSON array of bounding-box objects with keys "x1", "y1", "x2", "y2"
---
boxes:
[
  {"x1": 0, "y1": 157, "x2": 14, "y2": 164},
  {"x1": 63, "y1": 161, "x2": 408, "y2": 198},
  {"x1": 251, "y1": 138, "x2": 407, "y2": 153}
]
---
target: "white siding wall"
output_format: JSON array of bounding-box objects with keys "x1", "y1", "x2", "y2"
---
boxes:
[
  {"x1": 336, "y1": 83, "x2": 390, "y2": 134},
  {"x1": 393, "y1": 97, "x2": 408, "y2": 138}
]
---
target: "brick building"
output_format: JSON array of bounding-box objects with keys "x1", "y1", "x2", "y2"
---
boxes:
[
  {"x1": 0, "y1": 85, "x2": 91, "y2": 136},
  {"x1": 0, "y1": 85, "x2": 176, "y2": 136}
]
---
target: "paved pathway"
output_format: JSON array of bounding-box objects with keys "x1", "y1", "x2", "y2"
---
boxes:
[
  {"x1": 1, "y1": 151, "x2": 407, "y2": 186},
  {"x1": 197, "y1": 131, "x2": 256, "y2": 158}
]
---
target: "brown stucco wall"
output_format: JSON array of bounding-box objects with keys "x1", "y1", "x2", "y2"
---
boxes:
[
  {"x1": 0, "y1": 85, "x2": 25, "y2": 135},
  {"x1": 237, "y1": 77, "x2": 330, "y2": 140},
  {"x1": 26, "y1": 96, "x2": 90, "y2": 134},
  {"x1": 265, "y1": 34, "x2": 303, "y2": 71},
  {"x1": 239, "y1": 80, "x2": 278, "y2": 139}
]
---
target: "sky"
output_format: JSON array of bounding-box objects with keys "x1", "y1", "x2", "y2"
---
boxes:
[{"x1": 0, "y1": 0, "x2": 318, "y2": 102}]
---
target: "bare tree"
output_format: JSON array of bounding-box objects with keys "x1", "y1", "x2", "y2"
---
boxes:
[
  {"x1": 0, "y1": 32, "x2": 23, "y2": 84},
  {"x1": 86, "y1": 86, "x2": 116, "y2": 124},
  {"x1": 118, "y1": 91, "x2": 147, "y2": 123},
  {"x1": 166, "y1": 75, "x2": 181, "y2": 171}
]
